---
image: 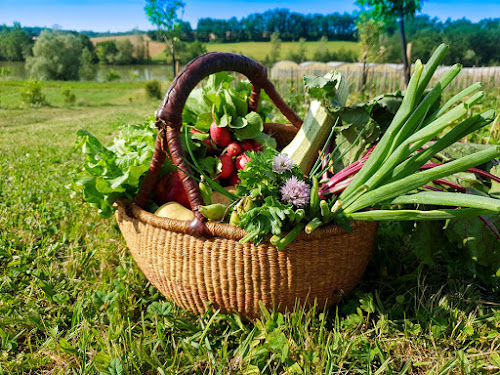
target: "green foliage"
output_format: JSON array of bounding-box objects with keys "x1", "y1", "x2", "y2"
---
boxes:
[
  {"x1": 73, "y1": 119, "x2": 162, "y2": 217},
  {"x1": 25, "y1": 30, "x2": 83, "y2": 80},
  {"x1": 134, "y1": 33, "x2": 150, "y2": 63},
  {"x1": 265, "y1": 31, "x2": 282, "y2": 65},
  {"x1": 357, "y1": 15, "x2": 385, "y2": 62},
  {"x1": 286, "y1": 37, "x2": 307, "y2": 63},
  {"x1": 145, "y1": 0, "x2": 186, "y2": 36},
  {"x1": 60, "y1": 87, "x2": 76, "y2": 104},
  {"x1": 0, "y1": 22, "x2": 33, "y2": 61},
  {"x1": 144, "y1": 79, "x2": 162, "y2": 99},
  {"x1": 114, "y1": 39, "x2": 135, "y2": 65},
  {"x1": 0, "y1": 66, "x2": 11, "y2": 78},
  {"x1": 356, "y1": 0, "x2": 422, "y2": 22},
  {"x1": 95, "y1": 40, "x2": 118, "y2": 64},
  {"x1": 173, "y1": 40, "x2": 207, "y2": 64},
  {"x1": 79, "y1": 46, "x2": 97, "y2": 80},
  {"x1": 20, "y1": 77, "x2": 47, "y2": 107},
  {"x1": 106, "y1": 70, "x2": 121, "y2": 81},
  {"x1": 145, "y1": 0, "x2": 186, "y2": 75}
]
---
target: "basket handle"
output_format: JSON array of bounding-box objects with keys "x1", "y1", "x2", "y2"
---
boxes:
[{"x1": 135, "y1": 52, "x2": 303, "y2": 237}]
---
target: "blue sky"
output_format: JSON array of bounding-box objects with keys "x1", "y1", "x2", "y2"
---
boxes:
[{"x1": 0, "y1": 0, "x2": 498, "y2": 32}]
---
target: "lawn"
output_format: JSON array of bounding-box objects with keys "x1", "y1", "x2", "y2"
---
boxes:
[{"x1": 0, "y1": 79, "x2": 499, "y2": 374}]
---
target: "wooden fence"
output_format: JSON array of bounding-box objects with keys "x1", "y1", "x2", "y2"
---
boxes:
[{"x1": 270, "y1": 62, "x2": 500, "y2": 98}]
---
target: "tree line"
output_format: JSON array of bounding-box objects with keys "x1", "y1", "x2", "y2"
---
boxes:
[{"x1": 1, "y1": 11, "x2": 499, "y2": 80}]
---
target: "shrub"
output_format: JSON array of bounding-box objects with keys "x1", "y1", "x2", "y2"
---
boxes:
[
  {"x1": 106, "y1": 71, "x2": 120, "y2": 82},
  {"x1": 0, "y1": 67, "x2": 11, "y2": 78},
  {"x1": 61, "y1": 87, "x2": 76, "y2": 104},
  {"x1": 79, "y1": 47, "x2": 97, "y2": 81},
  {"x1": 144, "y1": 80, "x2": 162, "y2": 99},
  {"x1": 20, "y1": 78, "x2": 47, "y2": 107},
  {"x1": 25, "y1": 30, "x2": 82, "y2": 81}
]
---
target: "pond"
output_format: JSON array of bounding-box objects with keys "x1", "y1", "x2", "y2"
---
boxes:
[{"x1": 0, "y1": 61, "x2": 175, "y2": 82}]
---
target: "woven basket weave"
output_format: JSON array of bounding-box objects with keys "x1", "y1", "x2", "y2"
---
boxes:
[{"x1": 115, "y1": 53, "x2": 378, "y2": 318}]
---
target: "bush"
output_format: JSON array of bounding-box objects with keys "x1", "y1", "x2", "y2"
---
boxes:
[
  {"x1": 25, "y1": 30, "x2": 82, "y2": 80},
  {"x1": 106, "y1": 71, "x2": 120, "y2": 82},
  {"x1": 144, "y1": 80, "x2": 162, "y2": 99},
  {"x1": 20, "y1": 78, "x2": 47, "y2": 107},
  {"x1": 0, "y1": 67, "x2": 11, "y2": 78},
  {"x1": 61, "y1": 87, "x2": 76, "y2": 105},
  {"x1": 79, "y1": 47, "x2": 97, "y2": 80}
]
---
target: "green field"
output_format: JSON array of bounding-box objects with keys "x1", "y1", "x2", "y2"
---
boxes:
[
  {"x1": 152, "y1": 40, "x2": 362, "y2": 63},
  {"x1": 1, "y1": 79, "x2": 499, "y2": 373}
]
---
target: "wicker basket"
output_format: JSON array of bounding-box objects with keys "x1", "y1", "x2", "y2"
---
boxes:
[{"x1": 115, "y1": 53, "x2": 378, "y2": 319}]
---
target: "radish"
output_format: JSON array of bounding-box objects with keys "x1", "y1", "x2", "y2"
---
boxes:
[
  {"x1": 241, "y1": 139, "x2": 261, "y2": 152},
  {"x1": 191, "y1": 128, "x2": 214, "y2": 151},
  {"x1": 154, "y1": 171, "x2": 190, "y2": 208},
  {"x1": 219, "y1": 154, "x2": 234, "y2": 179},
  {"x1": 210, "y1": 121, "x2": 231, "y2": 147},
  {"x1": 228, "y1": 170, "x2": 240, "y2": 185},
  {"x1": 236, "y1": 153, "x2": 251, "y2": 170},
  {"x1": 226, "y1": 142, "x2": 241, "y2": 157}
]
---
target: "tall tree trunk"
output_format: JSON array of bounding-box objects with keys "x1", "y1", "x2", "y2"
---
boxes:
[
  {"x1": 160, "y1": 32, "x2": 178, "y2": 78},
  {"x1": 398, "y1": 11, "x2": 410, "y2": 86},
  {"x1": 170, "y1": 41, "x2": 177, "y2": 77},
  {"x1": 361, "y1": 49, "x2": 368, "y2": 93}
]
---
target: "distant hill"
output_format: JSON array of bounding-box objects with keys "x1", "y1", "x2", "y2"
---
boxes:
[{"x1": 21, "y1": 26, "x2": 151, "y2": 38}]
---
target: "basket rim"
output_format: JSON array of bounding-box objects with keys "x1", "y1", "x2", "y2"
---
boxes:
[{"x1": 116, "y1": 198, "x2": 374, "y2": 243}]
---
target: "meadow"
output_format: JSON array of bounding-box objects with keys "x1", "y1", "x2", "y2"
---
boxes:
[
  {"x1": 147, "y1": 40, "x2": 361, "y2": 63},
  {"x1": 0, "y1": 78, "x2": 499, "y2": 374}
]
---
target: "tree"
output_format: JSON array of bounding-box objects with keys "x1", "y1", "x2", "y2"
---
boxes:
[
  {"x1": 286, "y1": 38, "x2": 307, "y2": 63},
  {"x1": 0, "y1": 23, "x2": 33, "y2": 61},
  {"x1": 79, "y1": 47, "x2": 97, "y2": 80},
  {"x1": 357, "y1": 14, "x2": 384, "y2": 91},
  {"x1": 26, "y1": 30, "x2": 82, "y2": 80},
  {"x1": 145, "y1": 0, "x2": 185, "y2": 77},
  {"x1": 269, "y1": 31, "x2": 282, "y2": 63},
  {"x1": 356, "y1": 0, "x2": 423, "y2": 85},
  {"x1": 115, "y1": 39, "x2": 135, "y2": 64},
  {"x1": 313, "y1": 35, "x2": 330, "y2": 62},
  {"x1": 95, "y1": 41, "x2": 118, "y2": 64}
]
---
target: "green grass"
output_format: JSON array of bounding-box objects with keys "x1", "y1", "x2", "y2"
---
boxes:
[
  {"x1": 152, "y1": 40, "x2": 362, "y2": 63},
  {"x1": 1, "y1": 79, "x2": 499, "y2": 374}
]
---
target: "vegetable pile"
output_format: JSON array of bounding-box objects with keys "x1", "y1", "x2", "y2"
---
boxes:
[{"x1": 74, "y1": 44, "x2": 500, "y2": 251}]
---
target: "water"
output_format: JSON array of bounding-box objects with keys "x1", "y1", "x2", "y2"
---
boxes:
[{"x1": 0, "y1": 61, "x2": 174, "y2": 82}]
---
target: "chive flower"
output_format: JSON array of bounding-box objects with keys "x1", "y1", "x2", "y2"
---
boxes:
[
  {"x1": 273, "y1": 154, "x2": 295, "y2": 174},
  {"x1": 280, "y1": 176, "x2": 310, "y2": 207}
]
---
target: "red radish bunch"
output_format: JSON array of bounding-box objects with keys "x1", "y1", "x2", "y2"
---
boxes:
[
  {"x1": 191, "y1": 122, "x2": 263, "y2": 185},
  {"x1": 210, "y1": 122, "x2": 231, "y2": 147}
]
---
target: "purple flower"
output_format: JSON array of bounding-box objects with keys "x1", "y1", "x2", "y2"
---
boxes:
[
  {"x1": 280, "y1": 176, "x2": 310, "y2": 207},
  {"x1": 273, "y1": 154, "x2": 295, "y2": 174}
]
